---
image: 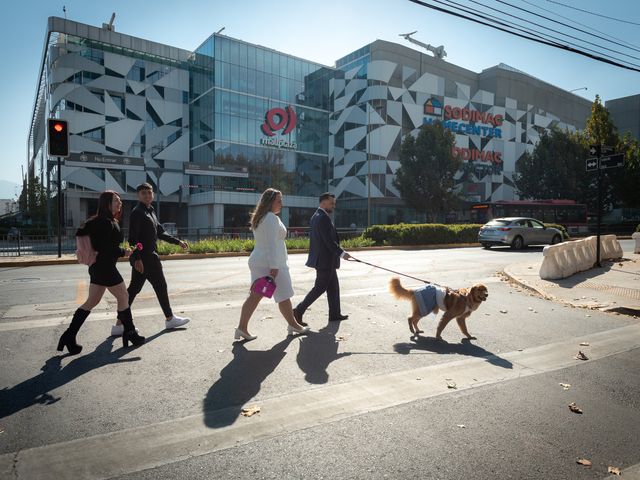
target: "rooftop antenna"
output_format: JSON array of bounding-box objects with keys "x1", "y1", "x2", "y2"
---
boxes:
[
  {"x1": 216, "y1": 27, "x2": 225, "y2": 34},
  {"x1": 63, "y1": 5, "x2": 67, "y2": 19},
  {"x1": 102, "y1": 12, "x2": 116, "y2": 31},
  {"x1": 399, "y1": 31, "x2": 447, "y2": 59}
]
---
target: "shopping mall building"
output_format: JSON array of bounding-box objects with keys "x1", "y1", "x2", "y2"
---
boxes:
[{"x1": 28, "y1": 17, "x2": 594, "y2": 229}]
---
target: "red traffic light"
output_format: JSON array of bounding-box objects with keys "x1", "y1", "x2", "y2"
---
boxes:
[{"x1": 48, "y1": 118, "x2": 69, "y2": 157}]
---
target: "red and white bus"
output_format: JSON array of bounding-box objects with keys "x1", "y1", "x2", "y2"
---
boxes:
[{"x1": 470, "y1": 200, "x2": 588, "y2": 234}]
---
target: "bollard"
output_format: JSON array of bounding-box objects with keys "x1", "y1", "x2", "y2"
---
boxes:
[{"x1": 633, "y1": 232, "x2": 640, "y2": 254}]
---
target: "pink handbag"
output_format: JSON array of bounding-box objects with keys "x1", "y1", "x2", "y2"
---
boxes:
[
  {"x1": 252, "y1": 276, "x2": 276, "y2": 298},
  {"x1": 76, "y1": 235, "x2": 97, "y2": 266}
]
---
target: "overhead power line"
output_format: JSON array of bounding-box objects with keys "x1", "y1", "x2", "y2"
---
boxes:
[
  {"x1": 545, "y1": 0, "x2": 640, "y2": 26},
  {"x1": 449, "y1": 0, "x2": 640, "y2": 64},
  {"x1": 406, "y1": 0, "x2": 640, "y2": 73},
  {"x1": 492, "y1": 0, "x2": 640, "y2": 57},
  {"x1": 520, "y1": 0, "x2": 640, "y2": 52}
]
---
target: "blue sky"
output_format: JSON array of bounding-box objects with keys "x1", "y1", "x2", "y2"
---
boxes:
[{"x1": 2, "y1": 0, "x2": 639, "y2": 190}]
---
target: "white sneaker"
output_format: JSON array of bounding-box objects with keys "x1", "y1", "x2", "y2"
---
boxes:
[
  {"x1": 165, "y1": 315, "x2": 190, "y2": 329},
  {"x1": 110, "y1": 324, "x2": 138, "y2": 336}
]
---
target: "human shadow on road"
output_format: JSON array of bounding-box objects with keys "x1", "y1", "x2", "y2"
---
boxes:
[
  {"x1": 203, "y1": 336, "x2": 294, "y2": 429},
  {"x1": 296, "y1": 321, "x2": 352, "y2": 384},
  {"x1": 393, "y1": 336, "x2": 513, "y2": 369},
  {"x1": 0, "y1": 331, "x2": 168, "y2": 420}
]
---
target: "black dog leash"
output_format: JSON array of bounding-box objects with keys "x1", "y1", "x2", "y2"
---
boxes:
[{"x1": 349, "y1": 256, "x2": 433, "y2": 285}]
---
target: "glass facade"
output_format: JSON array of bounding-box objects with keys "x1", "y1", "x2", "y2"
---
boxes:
[{"x1": 189, "y1": 34, "x2": 334, "y2": 203}]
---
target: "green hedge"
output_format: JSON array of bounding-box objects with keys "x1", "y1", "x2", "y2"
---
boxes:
[
  {"x1": 152, "y1": 235, "x2": 375, "y2": 255},
  {"x1": 362, "y1": 223, "x2": 483, "y2": 246}
]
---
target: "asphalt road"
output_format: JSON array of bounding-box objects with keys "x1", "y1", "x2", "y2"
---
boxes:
[{"x1": 0, "y1": 241, "x2": 638, "y2": 479}]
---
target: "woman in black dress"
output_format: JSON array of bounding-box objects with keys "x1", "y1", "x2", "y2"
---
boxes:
[{"x1": 57, "y1": 190, "x2": 145, "y2": 354}]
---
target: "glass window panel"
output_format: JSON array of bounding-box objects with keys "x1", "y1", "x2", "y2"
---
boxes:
[
  {"x1": 247, "y1": 45, "x2": 256, "y2": 70},
  {"x1": 239, "y1": 42, "x2": 248, "y2": 68}
]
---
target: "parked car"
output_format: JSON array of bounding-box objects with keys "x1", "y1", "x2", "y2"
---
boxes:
[{"x1": 478, "y1": 217, "x2": 563, "y2": 249}]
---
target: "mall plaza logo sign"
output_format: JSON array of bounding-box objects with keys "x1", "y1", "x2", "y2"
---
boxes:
[{"x1": 260, "y1": 105, "x2": 297, "y2": 149}]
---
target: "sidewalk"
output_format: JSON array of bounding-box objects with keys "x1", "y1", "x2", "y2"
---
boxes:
[{"x1": 503, "y1": 252, "x2": 640, "y2": 316}]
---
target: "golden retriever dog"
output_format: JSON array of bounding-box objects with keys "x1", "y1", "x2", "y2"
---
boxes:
[{"x1": 389, "y1": 278, "x2": 488, "y2": 340}]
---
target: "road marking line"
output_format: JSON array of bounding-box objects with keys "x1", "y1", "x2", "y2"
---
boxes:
[
  {"x1": 0, "y1": 286, "x2": 392, "y2": 332},
  {"x1": 1, "y1": 324, "x2": 638, "y2": 480},
  {"x1": 75, "y1": 280, "x2": 87, "y2": 305}
]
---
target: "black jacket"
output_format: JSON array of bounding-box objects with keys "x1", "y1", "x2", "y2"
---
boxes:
[
  {"x1": 77, "y1": 216, "x2": 125, "y2": 264},
  {"x1": 305, "y1": 208, "x2": 344, "y2": 270},
  {"x1": 128, "y1": 202, "x2": 181, "y2": 262}
]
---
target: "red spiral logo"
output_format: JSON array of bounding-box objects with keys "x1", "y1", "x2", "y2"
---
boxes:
[{"x1": 261, "y1": 106, "x2": 297, "y2": 137}]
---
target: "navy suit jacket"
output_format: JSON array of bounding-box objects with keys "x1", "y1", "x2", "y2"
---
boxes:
[{"x1": 306, "y1": 208, "x2": 344, "y2": 270}]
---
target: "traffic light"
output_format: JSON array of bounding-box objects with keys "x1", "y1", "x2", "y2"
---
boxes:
[{"x1": 48, "y1": 119, "x2": 69, "y2": 157}]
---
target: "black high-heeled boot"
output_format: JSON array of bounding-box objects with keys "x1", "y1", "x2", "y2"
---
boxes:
[
  {"x1": 117, "y1": 308, "x2": 145, "y2": 348},
  {"x1": 57, "y1": 308, "x2": 90, "y2": 355}
]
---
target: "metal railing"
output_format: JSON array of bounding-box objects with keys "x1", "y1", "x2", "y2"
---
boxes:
[{"x1": 0, "y1": 227, "x2": 366, "y2": 257}]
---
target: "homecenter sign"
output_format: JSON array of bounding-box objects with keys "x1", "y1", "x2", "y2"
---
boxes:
[{"x1": 424, "y1": 105, "x2": 503, "y2": 138}]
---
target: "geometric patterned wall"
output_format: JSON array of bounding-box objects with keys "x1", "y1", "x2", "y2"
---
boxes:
[
  {"x1": 329, "y1": 59, "x2": 578, "y2": 203},
  {"x1": 48, "y1": 36, "x2": 189, "y2": 197}
]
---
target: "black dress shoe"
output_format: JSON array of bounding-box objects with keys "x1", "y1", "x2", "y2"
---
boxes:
[
  {"x1": 293, "y1": 307, "x2": 308, "y2": 326},
  {"x1": 329, "y1": 314, "x2": 349, "y2": 322}
]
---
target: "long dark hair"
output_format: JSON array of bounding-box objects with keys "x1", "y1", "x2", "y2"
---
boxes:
[{"x1": 91, "y1": 190, "x2": 121, "y2": 223}]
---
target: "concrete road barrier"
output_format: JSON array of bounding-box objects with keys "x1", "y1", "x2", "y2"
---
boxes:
[
  {"x1": 540, "y1": 235, "x2": 623, "y2": 280},
  {"x1": 633, "y1": 232, "x2": 640, "y2": 254}
]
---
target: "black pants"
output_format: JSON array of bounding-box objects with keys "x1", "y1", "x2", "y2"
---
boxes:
[
  {"x1": 127, "y1": 254, "x2": 173, "y2": 318},
  {"x1": 296, "y1": 268, "x2": 341, "y2": 319}
]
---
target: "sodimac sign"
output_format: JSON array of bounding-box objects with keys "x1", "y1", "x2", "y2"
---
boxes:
[{"x1": 423, "y1": 100, "x2": 504, "y2": 166}]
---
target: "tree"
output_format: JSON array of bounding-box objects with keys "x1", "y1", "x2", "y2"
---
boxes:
[
  {"x1": 394, "y1": 123, "x2": 462, "y2": 222},
  {"x1": 514, "y1": 127, "x2": 592, "y2": 207},
  {"x1": 514, "y1": 95, "x2": 640, "y2": 212}
]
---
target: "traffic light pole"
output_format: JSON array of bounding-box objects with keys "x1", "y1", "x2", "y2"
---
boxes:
[
  {"x1": 596, "y1": 153, "x2": 601, "y2": 268},
  {"x1": 57, "y1": 156, "x2": 62, "y2": 258}
]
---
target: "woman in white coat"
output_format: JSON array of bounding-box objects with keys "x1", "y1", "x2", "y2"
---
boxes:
[{"x1": 235, "y1": 188, "x2": 310, "y2": 341}]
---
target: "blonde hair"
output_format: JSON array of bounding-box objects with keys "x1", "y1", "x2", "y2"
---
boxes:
[{"x1": 249, "y1": 188, "x2": 282, "y2": 230}]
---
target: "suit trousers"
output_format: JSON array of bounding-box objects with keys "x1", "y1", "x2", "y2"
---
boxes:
[
  {"x1": 127, "y1": 254, "x2": 173, "y2": 318},
  {"x1": 296, "y1": 268, "x2": 341, "y2": 319}
]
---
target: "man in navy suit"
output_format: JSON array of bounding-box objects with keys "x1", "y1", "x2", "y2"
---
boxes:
[{"x1": 293, "y1": 192, "x2": 352, "y2": 325}]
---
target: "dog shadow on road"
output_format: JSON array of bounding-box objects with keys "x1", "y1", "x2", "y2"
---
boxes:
[
  {"x1": 393, "y1": 336, "x2": 513, "y2": 369},
  {"x1": 0, "y1": 331, "x2": 169, "y2": 420},
  {"x1": 203, "y1": 336, "x2": 294, "y2": 429},
  {"x1": 296, "y1": 320, "x2": 352, "y2": 385}
]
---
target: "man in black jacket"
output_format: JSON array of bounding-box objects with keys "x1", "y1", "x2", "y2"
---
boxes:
[
  {"x1": 111, "y1": 183, "x2": 190, "y2": 336},
  {"x1": 293, "y1": 192, "x2": 352, "y2": 325}
]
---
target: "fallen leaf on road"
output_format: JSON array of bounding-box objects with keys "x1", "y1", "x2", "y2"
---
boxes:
[
  {"x1": 528, "y1": 307, "x2": 533, "y2": 311},
  {"x1": 608, "y1": 466, "x2": 622, "y2": 475},
  {"x1": 217, "y1": 349, "x2": 225, "y2": 353},
  {"x1": 367, "y1": 304, "x2": 375, "y2": 307},
  {"x1": 559, "y1": 383, "x2": 571, "y2": 390},
  {"x1": 575, "y1": 351, "x2": 589, "y2": 361},
  {"x1": 500, "y1": 309, "x2": 508, "y2": 314},
  {"x1": 241, "y1": 405, "x2": 261, "y2": 417},
  {"x1": 576, "y1": 458, "x2": 592, "y2": 467},
  {"x1": 262, "y1": 315, "x2": 273, "y2": 320},
  {"x1": 579, "y1": 342, "x2": 590, "y2": 347},
  {"x1": 457, "y1": 424, "x2": 466, "y2": 428},
  {"x1": 336, "y1": 336, "x2": 347, "y2": 341},
  {"x1": 568, "y1": 402, "x2": 583, "y2": 414},
  {"x1": 447, "y1": 381, "x2": 457, "y2": 389},
  {"x1": 416, "y1": 377, "x2": 422, "y2": 381}
]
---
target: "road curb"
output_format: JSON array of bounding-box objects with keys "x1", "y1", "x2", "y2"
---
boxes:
[
  {"x1": 0, "y1": 243, "x2": 481, "y2": 268},
  {"x1": 500, "y1": 265, "x2": 557, "y2": 301},
  {"x1": 501, "y1": 265, "x2": 640, "y2": 317}
]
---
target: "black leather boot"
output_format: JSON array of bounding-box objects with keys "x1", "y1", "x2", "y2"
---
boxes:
[
  {"x1": 117, "y1": 308, "x2": 145, "y2": 348},
  {"x1": 57, "y1": 308, "x2": 90, "y2": 355}
]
